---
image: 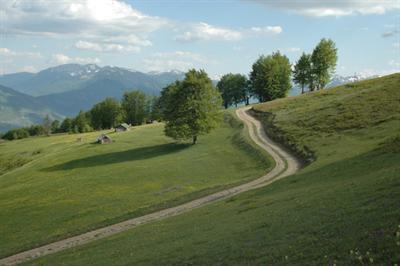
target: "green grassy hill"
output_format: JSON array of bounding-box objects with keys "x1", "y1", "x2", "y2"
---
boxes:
[
  {"x1": 26, "y1": 73, "x2": 400, "y2": 265},
  {"x1": 0, "y1": 113, "x2": 272, "y2": 258}
]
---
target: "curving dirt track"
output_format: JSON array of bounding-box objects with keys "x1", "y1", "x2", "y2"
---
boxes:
[{"x1": 0, "y1": 107, "x2": 301, "y2": 266}]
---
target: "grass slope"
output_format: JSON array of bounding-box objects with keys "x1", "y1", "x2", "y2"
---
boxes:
[
  {"x1": 27, "y1": 73, "x2": 400, "y2": 265},
  {"x1": 0, "y1": 113, "x2": 272, "y2": 258}
]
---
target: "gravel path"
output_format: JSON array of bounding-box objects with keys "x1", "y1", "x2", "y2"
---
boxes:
[{"x1": 0, "y1": 107, "x2": 301, "y2": 266}]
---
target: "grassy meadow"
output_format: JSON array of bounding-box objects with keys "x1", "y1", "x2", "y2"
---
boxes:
[
  {"x1": 26, "y1": 74, "x2": 400, "y2": 265},
  {"x1": 0, "y1": 112, "x2": 273, "y2": 258}
]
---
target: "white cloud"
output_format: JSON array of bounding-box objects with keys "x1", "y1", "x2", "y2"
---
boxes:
[
  {"x1": 248, "y1": 0, "x2": 400, "y2": 17},
  {"x1": 0, "y1": 47, "x2": 41, "y2": 58},
  {"x1": 0, "y1": 48, "x2": 13, "y2": 56},
  {"x1": 250, "y1": 26, "x2": 282, "y2": 34},
  {"x1": 175, "y1": 22, "x2": 282, "y2": 42},
  {"x1": 281, "y1": 47, "x2": 301, "y2": 53},
  {"x1": 52, "y1": 53, "x2": 101, "y2": 64},
  {"x1": 21, "y1": 65, "x2": 38, "y2": 73},
  {"x1": 393, "y1": 42, "x2": 400, "y2": 48},
  {"x1": 175, "y1": 22, "x2": 243, "y2": 42},
  {"x1": 1, "y1": 0, "x2": 167, "y2": 51},
  {"x1": 74, "y1": 40, "x2": 140, "y2": 52},
  {"x1": 143, "y1": 51, "x2": 213, "y2": 72},
  {"x1": 389, "y1": 59, "x2": 400, "y2": 68}
]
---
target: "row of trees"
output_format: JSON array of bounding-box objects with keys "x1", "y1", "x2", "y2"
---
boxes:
[
  {"x1": 2, "y1": 38, "x2": 337, "y2": 143},
  {"x1": 2, "y1": 116, "x2": 60, "y2": 140},
  {"x1": 217, "y1": 38, "x2": 338, "y2": 108},
  {"x1": 58, "y1": 91, "x2": 161, "y2": 133},
  {"x1": 2, "y1": 70, "x2": 222, "y2": 145},
  {"x1": 2, "y1": 91, "x2": 161, "y2": 140},
  {"x1": 293, "y1": 38, "x2": 338, "y2": 93}
]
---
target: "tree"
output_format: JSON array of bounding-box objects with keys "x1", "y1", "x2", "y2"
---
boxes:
[
  {"x1": 2, "y1": 128, "x2": 29, "y2": 140},
  {"x1": 244, "y1": 79, "x2": 252, "y2": 105},
  {"x1": 121, "y1": 91, "x2": 147, "y2": 125},
  {"x1": 51, "y1": 120, "x2": 60, "y2": 133},
  {"x1": 249, "y1": 51, "x2": 292, "y2": 102},
  {"x1": 42, "y1": 115, "x2": 52, "y2": 136},
  {"x1": 311, "y1": 38, "x2": 338, "y2": 90},
  {"x1": 161, "y1": 69, "x2": 222, "y2": 144},
  {"x1": 149, "y1": 96, "x2": 162, "y2": 121},
  {"x1": 90, "y1": 97, "x2": 122, "y2": 129},
  {"x1": 293, "y1": 53, "x2": 312, "y2": 94},
  {"x1": 28, "y1": 125, "x2": 45, "y2": 136},
  {"x1": 217, "y1": 75, "x2": 233, "y2": 109},
  {"x1": 60, "y1": 118, "x2": 73, "y2": 133},
  {"x1": 217, "y1": 73, "x2": 248, "y2": 108},
  {"x1": 73, "y1": 110, "x2": 92, "y2": 133}
]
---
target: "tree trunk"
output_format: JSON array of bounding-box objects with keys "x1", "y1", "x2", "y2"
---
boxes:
[
  {"x1": 224, "y1": 102, "x2": 228, "y2": 109},
  {"x1": 301, "y1": 85, "x2": 304, "y2": 94},
  {"x1": 192, "y1": 135, "x2": 197, "y2": 145},
  {"x1": 246, "y1": 97, "x2": 249, "y2": 105}
]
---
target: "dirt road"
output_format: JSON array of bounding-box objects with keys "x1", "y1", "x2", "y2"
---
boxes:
[{"x1": 0, "y1": 107, "x2": 301, "y2": 266}]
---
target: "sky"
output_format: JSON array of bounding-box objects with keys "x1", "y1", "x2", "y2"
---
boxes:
[{"x1": 0, "y1": 0, "x2": 399, "y2": 78}]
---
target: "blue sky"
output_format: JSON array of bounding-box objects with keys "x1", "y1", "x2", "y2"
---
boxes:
[{"x1": 0, "y1": 0, "x2": 399, "y2": 78}]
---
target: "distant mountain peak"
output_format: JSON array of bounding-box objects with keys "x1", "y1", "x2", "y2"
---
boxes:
[{"x1": 148, "y1": 69, "x2": 185, "y2": 75}]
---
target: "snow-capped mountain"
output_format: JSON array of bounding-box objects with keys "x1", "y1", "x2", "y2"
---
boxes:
[
  {"x1": 289, "y1": 73, "x2": 378, "y2": 96},
  {"x1": 326, "y1": 73, "x2": 378, "y2": 88},
  {"x1": 0, "y1": 64, "x2": 185, "y2": 97},
  {"x1": 0, "y1": 64, "x2": 185, "y2": 116}
]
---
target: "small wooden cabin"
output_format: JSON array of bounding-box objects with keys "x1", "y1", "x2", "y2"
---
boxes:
[
  {"x1": 97, "y1": 134, "x2": 112, "y2": 144},
  {"x1": 115, "y1": 123, "x2": 130, "y2": 132}
]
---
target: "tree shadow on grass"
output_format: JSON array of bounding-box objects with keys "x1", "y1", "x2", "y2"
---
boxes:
[{"x1": 44, "y1": 143, "x2": 190, "y2": 171}]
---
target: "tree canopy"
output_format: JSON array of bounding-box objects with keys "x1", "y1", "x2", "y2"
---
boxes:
[
  {"x1": 217, "y1": 73, "x2": 248, "y2": 108},
  {"x1": 249, "y1": 51, "x2": 292, "y2": 102},
  {"x1": 311, "y1": 38, "x2": 338, "y2": 90},
  {"x1": 293, "y1": 53, "x2": 312, "y2": 94},
  {"x1": 90, "y1": 97, "x2": 121, "y2": 130},
  {"x1": 292, "y1": 38, "x2": 338, "y2": 92},
  {"x1": 121, "y1": 90, "x2": 147, "y2": 126},
  {"x1": 160, "y1": 69, "x2": 222, "y2": 144}
]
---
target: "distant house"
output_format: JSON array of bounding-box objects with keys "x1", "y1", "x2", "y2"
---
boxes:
[
  {"x1": 97, "y1": 134, "x2": 112, "y2": 144},
  {"x1": 115, "y1": 123, "x2": 130, "y2": 132}
]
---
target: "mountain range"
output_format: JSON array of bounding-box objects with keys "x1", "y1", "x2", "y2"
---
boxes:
[
  {"x1": 0, "y1": 64, "x2": 184, "y2": 132},
  {"x1": 0, "y1": 64, "x2": 185, "y2": 97},
  {"x1": 0, "y1": 64, "x2": 376, "y2": 132},
  {"x1": 0, "y1": 85, "x2": 62, "y2": 132}
]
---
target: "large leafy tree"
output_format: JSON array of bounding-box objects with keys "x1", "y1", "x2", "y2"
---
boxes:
[
  {"x1": 161, "y1": 69, "x2": 222, "y2": 144},
  {"x1": 90, "y1": 97, "x2": 122, "y2": 130},
  {"x1": 217, "y1": 73, "x2": 248, "y2": 108},
  {"x1": 311, "y1": 38, "x2": 338, "y2": 90},
  {"x1": 73, "y1": 110, "x2": 92, "y2": 133},
  {"x1": 249, "y1": 51, "x2": 292, "y2": 102},
  {"x1": 293, "y1": 53, "x2": 312, "y2": 94},
  {"x1": 60, "y1": 118, "x2": 73, "y2": 133},
  {"x1": 121, "y1": 90, "x2": 147, "y2": 126}
]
